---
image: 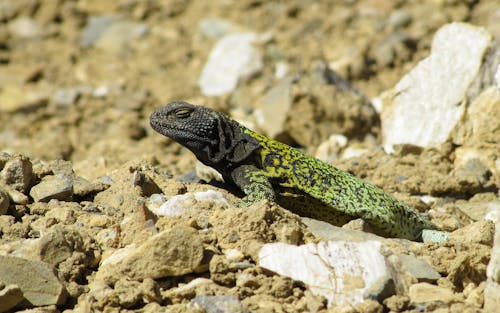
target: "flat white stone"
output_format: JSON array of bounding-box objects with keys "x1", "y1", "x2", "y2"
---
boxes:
[
  {"x1": 259, "y1": 241, "x2": 391, "y2": 306},
  {"x1": 150, "y1": 190, "x2": 228, "y2": 217},
  {"x1": 381, "y1": 23, "x2": 492, "y2": 152},
  {"x1": 198, "y1": 33, "x2": 263, "y2": 96}
]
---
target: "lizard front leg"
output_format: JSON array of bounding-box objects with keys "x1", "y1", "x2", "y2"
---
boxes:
[{"x1": 231, "y1": 165, "x2": 276, "y2": 206}]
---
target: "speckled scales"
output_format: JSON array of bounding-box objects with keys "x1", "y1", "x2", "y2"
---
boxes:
[
  {"x1": 150, "y1": 102, "x2": 435, "y2": 241},
  {"x1": 239, "y1": 126, "x2": 434, "y2": 240}
]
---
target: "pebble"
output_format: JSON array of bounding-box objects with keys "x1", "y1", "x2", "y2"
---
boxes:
[
  {"x1": 389, "y1": 254, "x2": 441, "y2": 283},
  {"x1": 0, "y1": 155, "x2": 33, "y2": 193},
  {"x1": 372, "y1": 31, "x2": 410, "y2": 68},
  {"x1": 388, "y1": 10, "x2": 412, "y2": 29},
  {"x1": 148, "y1": 190, "x2": 228, "y2": 217},
  {"x1": 80, "y1": 15, "x2": 118, "y2": 47},
  {"x1": 131, "y1": 171, "x2": 162, "y2": 196},
  {"x1": 72, "y1": 176, "x2": 106, "y2": 198},
  {"x1": 454, "y1": 158, "x2": 491, "y2": 186},
  {"x1": 0, "y1": 185, "x2": 28, "y2": 205},
  {"x1": 0, "y1": 84, "x2": 50, "y2": 113},
  {"x1": 380, "y1": 23, "x2": 492, "y2": 152},
  {"x1": 198, "y1": 18, "x2": 237, "y2": 39},
  {"x1": 7, "y1": 17, "x2": 43, "y2": 39},
  {"x1": 256, "y1": 76, "x2": 294, "y2": 139},
  {"x1": 0, "y1": 256, "x2": 67, "y2": 306},
  {"x1": 95, "y1": 20, "x2": 148, "y2": 53},
  {"x1": 315, "y1": 134, "x2": 348, "y2": 164},
  {"x1": 449, "y1": 220, "x2": 495, "y2": 246},
  {"x1": 0, "y1": 188, "x2": 9, "y2": 215},
  {"x1": 259, "y1": 241, "x2": 393, "y2": 307},
  {"x1": 198, "y1": 32, "x2": 263, "y2": 96},
  {"x1": 190, "y1": 295, "x2": 243, "y2": 313},
  {"x1": 80, "y1": 15, "x2": 148, "y2": 53},
  {"x1": 52, "y1": 88, "x2": 80, "y2": 107},
  {"x1": 301, "y1": 217, "x2": 385, "y2": 242},
  {"x1": 29, "y1": 175, "x2": 73, "y2": 202},
  {"x1": 96, "y1": 226, "x2": 204, "y2": 283},
  {"x1": 195, "y1": 161, "x2": 223, "y2": 183},
  {"x1": 0, "y1": 283, "x2": 23, "y2": 313},
  {"x1": 408, "y1": 282, "x2": 456, "y2": 305}
]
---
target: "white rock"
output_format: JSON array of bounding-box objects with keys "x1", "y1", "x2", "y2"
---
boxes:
[
  {"x1": 380, "y1": 23, "x2": 492, "y2": 152},
  {"x1": 484, "y1": 200, "x2": 500, "y2": 311},
  {"x1": 315, "y1": 134, "x2": 348, "y2": 163},
  {"x1": 259, "y1": 241, "x2": 392, "y2": 306},
  {"x1": 198, "y1": 33, "x2": 263, "y2": 96},
  {"x1": 150, "y1": 190, "x2": 228, "y2": 217}
]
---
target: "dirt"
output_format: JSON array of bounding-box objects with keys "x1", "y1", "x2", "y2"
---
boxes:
[{"x1": 0, "y1": 0, "x2": 499, "y2": 312}]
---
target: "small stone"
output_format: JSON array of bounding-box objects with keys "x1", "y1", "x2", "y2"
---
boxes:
[
  {"x1": 29, "y1": 175, "x2": 73, "y2": 202},
  {"x1": 96, "y1": 226, "x2": 204, "y2": 283},
  {"x1": 198, "y1": 32, "x2": 263, "y2": 96},
  {"x1": 256, "y1": 76, "x2": 294, "y2": 140},
  {"x1": 7, "y1": 17, "x2": 43, "y2": 39},
  {"x1": 0, "y1": 84, "x2": 49, "y2": 113},
  {"x1": 301, "y1": 217, "x2": 385, "y2": 242},
  {"x1": 72, "y1": 176, "x2": 106, "y2": 198},
  {"x1": 372, "y1": 32, "x2": 411, "y2": 68},
  {"x1": 315, "y1": 134, "x2": 348, "y2": 164},
  {"x1": 148, "y1": 190, "x2": 228, "y2": 217},
  {"x1": 80, "y1": 15, "x2": 118, "y2": 47},
  {"x1": 94, "y1": 19, "x2": 148, "y2": 53},
  {"x1": 0, "y1": 188, "x2": 9, "y2": 215},
  {"x1": 0, "y1": 155, "x2": 32, "y2": 193},
  {"x1": 131, "y1": 171, "x2": 162, "y2": 196},
  {"x1": 190, "y1": 295, "x2": 243, "y2": 313},
  {"x1": 198, "y1": 18, "x2": 237, "y2": 39},
  {"x1": 52, "y1": 88, "x2": 80, "y2": 107},
  {"x1": 391, "y1": 254, "x2": 441, "y2": 283},
  {"x1": 259, "y1": 241, "x2": 393, "y2": 307},
  {"x1": 449, "y1": 220, "x2": 495, "y2": 246},
  {"x1": 388, "y1": 10, "x2": 412, "y2": 29},
  {"x1": 454, "y1": 158, "x2": 491, "y2": 186},
  {"x1": 0, "y1": 256, "x2": 67, "y2": 306},
  {"x1": 0, "y1": 283, "x2": 24, "y2": 313},
  {"x1": 0, "y1": 185, "x2": 28, "y2": 205},
  {"x1": 195, "y1": 161, "x2": 223, "y2": 183},
  {"x1": 381, "y1": 23, "x2": 492, "y2": 152},
  {"x1": 409, "y1": 282, "x2": 456, "y2": 305},
  {"x1": 421, "y1": 229, "x2": 450, "y2": 243}
]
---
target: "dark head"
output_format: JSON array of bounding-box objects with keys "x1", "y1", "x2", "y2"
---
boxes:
[{"x1": 150, "y1": 101, "x2": 259, "y2": 167}]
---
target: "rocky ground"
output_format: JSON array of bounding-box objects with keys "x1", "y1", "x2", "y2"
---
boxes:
[{"x1": 0, "y1": 0, "x2": 499, "y2": 312}]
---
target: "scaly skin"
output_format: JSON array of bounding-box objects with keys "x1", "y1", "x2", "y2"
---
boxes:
[{"x1": 150, "y1": 101, "x2": 436, "y2": 241}]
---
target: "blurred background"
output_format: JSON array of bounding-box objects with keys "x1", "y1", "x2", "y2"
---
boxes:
[{"x1": 0, "y1": 0, "x2": 498, "y2": 178}]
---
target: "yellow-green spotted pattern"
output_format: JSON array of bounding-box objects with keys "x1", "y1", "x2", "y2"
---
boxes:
[
  {"x1": 150, "y1": 101, "x2": 435, "y2": 241},
  {"x1": 235, "y1": 125, "x2": 435, "y2": 240}
]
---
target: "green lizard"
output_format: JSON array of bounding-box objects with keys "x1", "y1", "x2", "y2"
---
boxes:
[{"x1": 150, "y1": 101, "x2": 439, "y2": 241}]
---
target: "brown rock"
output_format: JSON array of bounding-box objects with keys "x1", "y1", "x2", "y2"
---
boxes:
[
  {"x1": 0, "y1": 155, "x2": 32, "y2": 193},
  {"x1": 0, "y1": 188, "x2": 9, "y2": 215},
  {"x1": 408, "y1": 283, "x2": 457, "y2": 305},
  {"x1": 29, "y1": 174, "x2": 73, "y2": 202},
  {"x1": 96, "y1": 226, "x2": 204, "y2": 283},
  {"x1": 449, "y1": 220, "x2": 495, "y2": 246},
  {"x1": 0, "y1": 283, "x2": 24, "y2": 313},
  {"x1": 0, "y1": 256, "x2": 67, "y2": 306}
]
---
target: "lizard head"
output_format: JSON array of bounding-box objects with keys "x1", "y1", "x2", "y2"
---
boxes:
[{"x1": 150, "y1": 101, "x2": 259, "y2": 167}]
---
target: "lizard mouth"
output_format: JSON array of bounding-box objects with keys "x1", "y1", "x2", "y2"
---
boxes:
[{"x1": 151, "y1": 120, "x2": 214, "y2": 145}]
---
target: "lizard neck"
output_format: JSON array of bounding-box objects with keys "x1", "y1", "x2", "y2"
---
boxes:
[{"x1": 194, "y1": 117, "x2": 261, "y2": 173}]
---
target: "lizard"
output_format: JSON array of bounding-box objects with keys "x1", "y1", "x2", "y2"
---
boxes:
[{"x1": 150, "y1": 101, "x2": 440, "y2": 241}]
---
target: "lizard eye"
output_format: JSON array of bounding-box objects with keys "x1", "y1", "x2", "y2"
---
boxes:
[{"x1": 174, "y1": 108, "x2": 193, "y2": 119}]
